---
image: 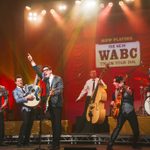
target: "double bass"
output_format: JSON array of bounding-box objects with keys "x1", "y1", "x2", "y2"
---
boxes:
[{"x1": 86, "y1": 65, "x2": 108, "y2": 124}]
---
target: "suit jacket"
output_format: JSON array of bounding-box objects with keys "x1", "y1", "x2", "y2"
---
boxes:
[
  {"x1": 33, "y1": 65, "x2": 63, "y2": 107},
  {"x1": 13, "y1": 85, "x2": 33, "y2": 111}
]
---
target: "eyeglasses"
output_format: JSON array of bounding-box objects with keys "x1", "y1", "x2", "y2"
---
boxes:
[{"x1": 42, "y1": 68, "x2": 49, "y2": 72}]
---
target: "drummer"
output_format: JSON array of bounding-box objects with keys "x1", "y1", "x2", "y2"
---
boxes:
[{"x1": 146, "y1": 68, "x2": 150, "y2": 97}]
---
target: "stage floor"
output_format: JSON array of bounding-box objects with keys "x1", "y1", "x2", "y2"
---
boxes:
[{"x1": 0, "y1": 144, "x2": 149, "y2": 150}]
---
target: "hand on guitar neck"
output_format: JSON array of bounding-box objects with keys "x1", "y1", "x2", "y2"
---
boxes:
[
  {"x1": 0, "y1": 107, "x2": 4, "y2": 112},
  {"x1": 44, "y1": 89, "x2": 55, "y2": 113},
  {"x1": 49, "y1": 89, "x2": 54, "y2": 96}
]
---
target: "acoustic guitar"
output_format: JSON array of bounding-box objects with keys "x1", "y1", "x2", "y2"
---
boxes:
[{"x1": 23, "y1": 75, "x2": 41, "y2": 107}]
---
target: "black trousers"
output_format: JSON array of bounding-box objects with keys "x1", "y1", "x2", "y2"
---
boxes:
[
  {"x1": 18, "y1": 109, "x2": 34, "y2": 144},
  {"x1": 49, "y1": 106, "x2": 62, "y2": 147},
  {"x1": 108, "y1": 110, "x2": 139, "y2": 147},
  {"x1": 0, "y1": 112, "x2": 4, "y2": 143},
  {"x1": 75, "y1": 96, "x2": 98, "y2": 133}
]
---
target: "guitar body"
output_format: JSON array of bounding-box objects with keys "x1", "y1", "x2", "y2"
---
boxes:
[
  {"x1": 24, "y1": 85, "x2": 41, "y2": 107},
  {"x1": 86, "y1": 86, "x2": 107, "y2": 124},
  {"x1": 111, "y1": 107, "x2": 120, "y2": 119},
  {"x1": 111, "y1": 93, "x2": 122, "y2": 119}
]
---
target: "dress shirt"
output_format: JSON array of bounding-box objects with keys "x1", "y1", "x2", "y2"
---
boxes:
[
  {"x1": 49, "y1": 74, "x2": 54, "y2": 88},
  {"x1": 77, "y1": 78, "x2": 107, "y2": 100}
]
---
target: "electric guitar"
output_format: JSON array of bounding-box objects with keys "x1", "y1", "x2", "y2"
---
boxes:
[
  {"x1": 111, "y1": 74, "x2": 128, "y2": 119},
  {"x1": 23, "y1": 75, "x2": 41, "y2": 107},
  {"x1": 44, "y1": 89, "x2": 55, "y2": 113}
]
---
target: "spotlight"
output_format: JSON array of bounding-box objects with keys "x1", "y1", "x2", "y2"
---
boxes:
[
  {"x1": 75, "y1": 0, "x2": 81, "y2": 5},
  {"x1": 100, "y1": 3, "x2": 105, "y2": 9},
  {"x1": 108, "y1": 2, "x2": 113, "y2": 7},
  {"x1": 58, "y1": 4, "x2": 67, "y2": 12},
  {"x1": 119, "y1": 1, "x2": 124, "y2": 6},
  {"x1": 25, "y1": 6, "x2": 31, "y2": 10},
  {"x1": 28, "y1": 12, "x2": 38, "y2": 21},
  {"x1": 50, "y1": 9, "x2": 55, "y2": 15},
  {"x1": 27, "y1": 12, "x2": 43, "y2": 24},
  {"x1": 124, "y1": 0, "x2": 134, "y2": 3},
  {"x1": 41, "y1": 9, "x2": 46, "y2": 16}
]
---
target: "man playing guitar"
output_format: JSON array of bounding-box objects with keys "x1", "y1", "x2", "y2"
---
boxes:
[
  {"x1": 13, "y1": 75, "x2": 35, "y2": 147},
  {"x1": 107, "y1": 75, "x2": 139, "y2": 150}
]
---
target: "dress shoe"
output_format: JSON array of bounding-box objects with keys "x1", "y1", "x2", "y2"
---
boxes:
[
  {"x1": 49, "y1": 145, "x2": 60, "y2": 150},
  {"x1": 17, "y1": 143, "x2": 24, "y2": 147},
  {"x1": 132, "y1": 143, "x2": 140, "y2": 149},
  {"x1": 0, "y1": 141, "x2": 7, "y2": 146},
  {"x1": 24, "y1": 143, "x2": 31, "y2": 147},
  {"x1": 106, "y1": 145, "x2": 113, "y2": 150}
]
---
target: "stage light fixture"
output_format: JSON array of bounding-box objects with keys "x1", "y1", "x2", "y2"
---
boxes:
[
  {"x1": 25, "y1": 6, "x2": 31, "y2": 10},
  {"x1": 100, "y1": 3, "x2": 105, "y2": 9},
  {"x1": 124, "y1": 0, "x2": 134, "y2": 3},
  {"x1": 41, "y1": 9, "x2": 46, "y2": 16},
  {"x1": 27, "y1": 12, "x2": 43, "y2": 24},
  {"x1": 58, "y1": 4, "x2": 67, "y2": 12},
  {"x1": 50, "y1": 9, "x2": 55, "y2": 15},
  {"x1": 108, "y1": 2, "x2": 113, "y2": 7},
  {"x1": 75, "y1": 0, "x2": 81, "y2": 5},
  {"x1": 119, "y1": 1, "x2": 124, "y2": 6}
]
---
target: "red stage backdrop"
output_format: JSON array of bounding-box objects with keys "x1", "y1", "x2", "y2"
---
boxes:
[{"x1": 0, "y1": 1, "x2": 150, "y2": 125}]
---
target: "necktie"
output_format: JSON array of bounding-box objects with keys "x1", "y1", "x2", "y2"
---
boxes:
[
  {"x1": 21, "y1": 87, "x2": 26, "y2": 94},
  {"x1": 92, "y1": 79, "x2": 95, "y2": 91}
]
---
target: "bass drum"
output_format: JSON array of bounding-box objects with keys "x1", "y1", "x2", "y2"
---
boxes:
[{"x1": 144, "y1": 97, "x2": 150, "y2": 115}]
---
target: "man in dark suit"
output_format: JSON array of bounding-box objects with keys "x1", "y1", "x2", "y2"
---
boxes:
[
  {"x1": 28, "y1": 53, "x2": 63, "y2": 150},
  {"x1": 0, "y1": 85, "x2": 8, "y2": 146},
  {"x1": 13, "y1": 75, "x2": 35, "y2": 147},
  {"x1": 107, "y1": 76, "x2": 139, "y2": 150}
]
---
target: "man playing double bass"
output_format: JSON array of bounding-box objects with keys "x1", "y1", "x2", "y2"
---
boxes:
[{"x1": 75, "y1": 70, "x2": 107, "y2": 133}]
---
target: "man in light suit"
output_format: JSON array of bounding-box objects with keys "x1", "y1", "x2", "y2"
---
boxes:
[
  {"x1": 28, "y1": 53, "x2": 63, "y2": 150},
  {"x1": 13, "y1": 75, "x2": 35, "y2": 147}
]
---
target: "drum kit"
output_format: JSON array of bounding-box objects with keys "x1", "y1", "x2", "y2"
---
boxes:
[
  {"x1": 144, "y1": 88, "x2": 150, "y2": 115},
  {"x1": 135, "y1": 77, "x2": 150, "y2": 115}
]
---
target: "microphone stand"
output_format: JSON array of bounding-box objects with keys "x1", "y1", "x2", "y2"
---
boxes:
[{"x1": 34, "y1": 105, "x2": 46, "y2": 150}]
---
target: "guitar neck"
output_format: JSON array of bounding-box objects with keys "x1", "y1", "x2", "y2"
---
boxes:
[{"x1": 33, "y1": 74, "x2": 40, "y2": 86}]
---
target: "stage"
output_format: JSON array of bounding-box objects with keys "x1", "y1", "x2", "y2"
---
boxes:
[
  {"x1": 1, "y1": 116, "x2": 150, "y2": 149},
  {"x1": 0, "y1": 143, "x2": 150, "y2": 150}
]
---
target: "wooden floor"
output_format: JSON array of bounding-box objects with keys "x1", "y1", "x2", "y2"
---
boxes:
[{"x1": 0, "y1": 144, "x2": 149, "y2": 150}]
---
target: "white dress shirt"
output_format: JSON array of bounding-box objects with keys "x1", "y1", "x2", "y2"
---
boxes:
[
  {"x1": 76, "y1": 78, "x2": 107, "y2": 101},
  {"x1": 49, "y1": 74, "x2": 54, "y2": 88}
]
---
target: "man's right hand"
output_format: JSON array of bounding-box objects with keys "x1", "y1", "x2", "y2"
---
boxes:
[
  {"x1": 26, "y1": 94, "x2": 34, "y2": 101},
  {"x1": 110, "y1": 101, "x2": 114, "y2": 106},
  {"x1": 27, "y1": 53, "x2": 36, "y2": 66},
  {"x1": 75, "y1": 98, "x2": 80, "y2": 102},
  {"x1": 27, "y1": 53, "x2": 33, "y2": 62}
]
